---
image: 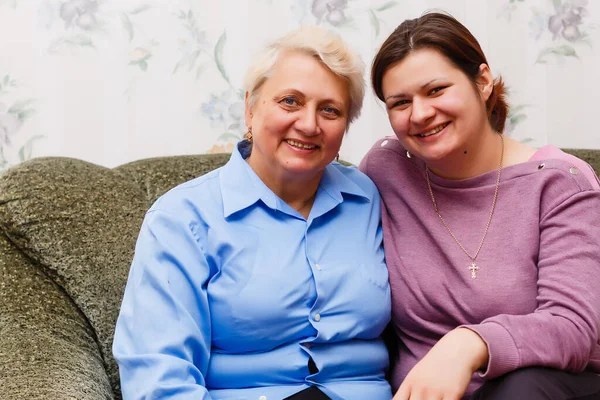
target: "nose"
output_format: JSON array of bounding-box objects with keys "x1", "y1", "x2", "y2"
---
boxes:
[
  {"x1": 410, "y1": 97, "x2": 435, "y2": 125},
  {"x1": 295, "y1": 107, "x2": 319, "y2": 136}
]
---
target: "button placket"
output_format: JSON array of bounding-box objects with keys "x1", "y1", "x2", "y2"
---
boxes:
[{"x1": 308, "y1": 260, "x2": 323, "y2": 325}]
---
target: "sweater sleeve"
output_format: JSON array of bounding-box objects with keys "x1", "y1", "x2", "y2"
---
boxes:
[{"x1": 463, "y1": 188, "x2": 600, "y2": 379}]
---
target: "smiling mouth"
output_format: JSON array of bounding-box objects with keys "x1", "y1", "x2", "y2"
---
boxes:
[
  {"x1": 285, "y1": 139, "x2": 318, "y2": 150},
  {"x1": 416, "y1": 122, "x2": 450, "y2": 138}
]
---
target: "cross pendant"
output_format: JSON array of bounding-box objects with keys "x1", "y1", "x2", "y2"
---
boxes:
[{"x1": 468, "y1": 262, "x2": 480, "y2": 279}]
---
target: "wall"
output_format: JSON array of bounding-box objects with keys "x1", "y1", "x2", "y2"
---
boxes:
[{"x1": 0, "y1": 0, "x2": 598, "y2": 170}]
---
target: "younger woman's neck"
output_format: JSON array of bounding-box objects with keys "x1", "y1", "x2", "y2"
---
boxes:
[{"x1": 428, "y1": 130, "x2": 504, "y2": 180}]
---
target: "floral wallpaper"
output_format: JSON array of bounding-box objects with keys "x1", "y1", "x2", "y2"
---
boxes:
[
  {"x1": 0, "y1": 73, "x2": 39, "y2": 170},
  {"x1": 0, "y1": 0, "x2": 598, "y2": 172},
  {"x1": 501, "y1": 0, "x2": 594, "y2": 63}
]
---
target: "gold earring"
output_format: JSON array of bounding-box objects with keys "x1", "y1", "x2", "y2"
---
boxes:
[{"x1": 245, "y1": 128, "x2": 253, "y2": 142}]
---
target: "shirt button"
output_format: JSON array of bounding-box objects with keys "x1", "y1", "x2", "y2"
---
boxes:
[
  {"x1": 259, "y1": 396, "x2": 267, "y2": 400},
  {"x1": 380, "y1": 139, "x2": 388, "y2": 147},
  {"x1": 314, "y1": 313, "x2": 321, "y2": 322},
  {"x1": 304, "y1": 343, "x2": 311, "y2": 349},
  {"x1": 316, "y1": 264, "x2": 322, "y2": 271}
]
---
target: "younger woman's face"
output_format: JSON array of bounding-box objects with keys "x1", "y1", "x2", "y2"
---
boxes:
[{"x1": 381, "y1": 48, "x2": 492, "y2": 165}]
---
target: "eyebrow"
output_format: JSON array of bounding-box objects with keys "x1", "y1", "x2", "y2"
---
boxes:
[
  {"x1": 276, "y1": 89, "x2": 346, "y2": 108},
  {"x1": 322, "y1": 98, "x2": 346, "y2": 108},
  {"x1": 384, "y1": 78, "x2": 442, "y2": 101}
]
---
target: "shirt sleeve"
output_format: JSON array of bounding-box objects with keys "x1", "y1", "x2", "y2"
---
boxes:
[
  {"x1": 113, "y1": 209, "x2": 214, "y2": 400},
  {"x1": 463, "y1": 188, "x2": 600, "y2": 379}
]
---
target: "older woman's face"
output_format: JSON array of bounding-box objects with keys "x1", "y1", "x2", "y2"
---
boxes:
[{"x1": 245, "y1": 51, "x2": 349, "y2": 186}]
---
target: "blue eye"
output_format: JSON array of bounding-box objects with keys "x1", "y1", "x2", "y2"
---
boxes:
[
  {"x1": 282, "y1": 97, "x2": 297, "y2": 106},
  {"x1": 323, "y1": 106, "x2": 340, "y2": 115}
]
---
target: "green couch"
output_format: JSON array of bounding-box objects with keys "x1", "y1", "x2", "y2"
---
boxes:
[{"x1": 0, "y1": 150, "x2": 599, "y2": 400}]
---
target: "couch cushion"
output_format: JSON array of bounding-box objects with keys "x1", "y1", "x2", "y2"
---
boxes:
[
  {"x1": 114, "y1": 153, "x2": 231, "y2": 206},
  {"x1": 0, "y1": 231, "x2": 114, "y2": 399},
  {"x1": 0, "y1": 157, "x2": 149, "y2": 398}
]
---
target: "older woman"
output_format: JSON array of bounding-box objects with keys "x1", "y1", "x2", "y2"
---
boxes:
[
  {"x1": 113, "y1": 27, "x2": 391, "y2": 400},
  {"x1": 361, "y1": 11, "x2": 600, "y2": 400}
]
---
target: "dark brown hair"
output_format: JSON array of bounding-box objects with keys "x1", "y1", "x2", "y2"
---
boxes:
[{"x1": 371, "y1": 12, "x2": 508, "y2": 133}]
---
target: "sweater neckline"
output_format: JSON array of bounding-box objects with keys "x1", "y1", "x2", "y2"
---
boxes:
[{"x1": 421, "y1": 145, "x2": 559, "y2": 189}]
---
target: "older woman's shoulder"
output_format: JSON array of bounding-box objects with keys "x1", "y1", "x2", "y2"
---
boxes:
[
  {"x1": 329, "y1": 161, "x2": 381, "y2": 200},
  {"x1": 149, "y1": 168, "x2": 223, "y2": 214}
]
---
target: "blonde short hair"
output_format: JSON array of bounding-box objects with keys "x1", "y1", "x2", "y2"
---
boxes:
[{"x1": 244, "y1": 26, "x2": 365, "y2": 127}]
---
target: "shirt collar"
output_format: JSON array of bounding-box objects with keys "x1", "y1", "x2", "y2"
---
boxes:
[
  {"x1": 318, "y1": 162, "x2": 370, "y2": 203},
  {"x1": 219, "y1": 141, "x2": 275, "y2": 218},
  {"x1": 219, "y1": 141, "x2": 370, "y2": 218}
]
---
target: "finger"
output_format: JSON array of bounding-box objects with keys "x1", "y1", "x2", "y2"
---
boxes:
[
  {"x1": 393, "y1": 384, "x2": 411, "y2": 400},
  {"x1": 442, "y1": 392, "x2": 462, "y2": 400},
  {"x1": 411, "y1": 387, "x2": 441, "y2": 400}
]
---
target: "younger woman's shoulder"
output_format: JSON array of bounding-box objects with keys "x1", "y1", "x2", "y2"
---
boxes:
[
  {"x1": 365, "y1": 136, "x2": 406, "y2": 157},
  {"x1": 530, "y1": 145, "x2": 600, "y2": 190},
  {"x1": 359, "y1": 136, "x2": 420, "y2": 179}
]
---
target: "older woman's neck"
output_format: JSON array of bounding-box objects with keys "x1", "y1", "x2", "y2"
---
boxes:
[
  {"x1": 252, "y1": 168, "x2": 321, "y2": 218},
  {"x1": 246, "y1": 152, "x2": 323, "y2": 218},
  {"x1": 271, "y1": 177, "x2": 320, "y2": 219}
]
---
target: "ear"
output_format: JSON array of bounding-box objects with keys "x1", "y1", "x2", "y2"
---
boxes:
[
  {"x1": 476, "y1": 63, "x2": 494, "y2": 102},
  {"x1": 244, "y1": 91, "x2": 253, "y2": 130}
]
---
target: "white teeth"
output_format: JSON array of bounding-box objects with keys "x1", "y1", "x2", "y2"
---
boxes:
[
  {"x1": 286, "y1": 140, "x2": 316, "y2": 150},
  {"x1": 419, "y1": 123, "x2": 448, "y2": 137}
]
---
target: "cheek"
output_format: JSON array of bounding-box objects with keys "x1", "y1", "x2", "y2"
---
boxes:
[
  {"x1": 438, "y1": 91, "x2": 474, "y2": 117},
  {"x1": 436, "y1": 95, "x2": 461, "y2": 112},
  {"x1": 322, "y1": 120, "x2": 346, "y2": 139},
  {"x1": 388, "y1": 111, "x2": 409, "y2": 134},
  {"x1": 326, "y1": 131, "x2": 345, "y2": 154},
  {"x1": 260, "y1": 114, "x2": 291, "y2": 138}
]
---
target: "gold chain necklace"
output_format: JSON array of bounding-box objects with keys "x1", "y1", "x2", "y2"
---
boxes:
[{"x1": 425, "y1": 134, "x2": 504, "y2": 279}]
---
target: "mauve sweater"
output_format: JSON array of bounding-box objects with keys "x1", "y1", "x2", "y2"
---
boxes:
[{"x1": 359, "y1": 138, "x2": 600, "y2": 395}]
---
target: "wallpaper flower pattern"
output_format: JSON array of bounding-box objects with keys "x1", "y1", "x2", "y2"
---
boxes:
[
  {"x1": 0, "y1": 0, "x2": 598, "y2": 172},
  {"x1": 0, "y1": 73, "x2": 40, "y2": 170},
  {"x1": 503, "y1": 0, "x2": 595, "y2": 63}
]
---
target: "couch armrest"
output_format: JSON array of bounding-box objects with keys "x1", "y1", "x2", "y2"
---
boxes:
[{"x1": 0, "y1": 233, "x2": 115, "y2": 400}]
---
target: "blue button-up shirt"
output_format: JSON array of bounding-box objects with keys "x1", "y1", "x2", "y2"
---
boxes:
[{"x1": 113, "y1": 142, "x2": 392, "y2": 400}]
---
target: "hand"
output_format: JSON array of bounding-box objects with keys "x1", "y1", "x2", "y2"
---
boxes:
[{"x1": 393, "y1": 328, "x2": 489, "y2": 400}]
